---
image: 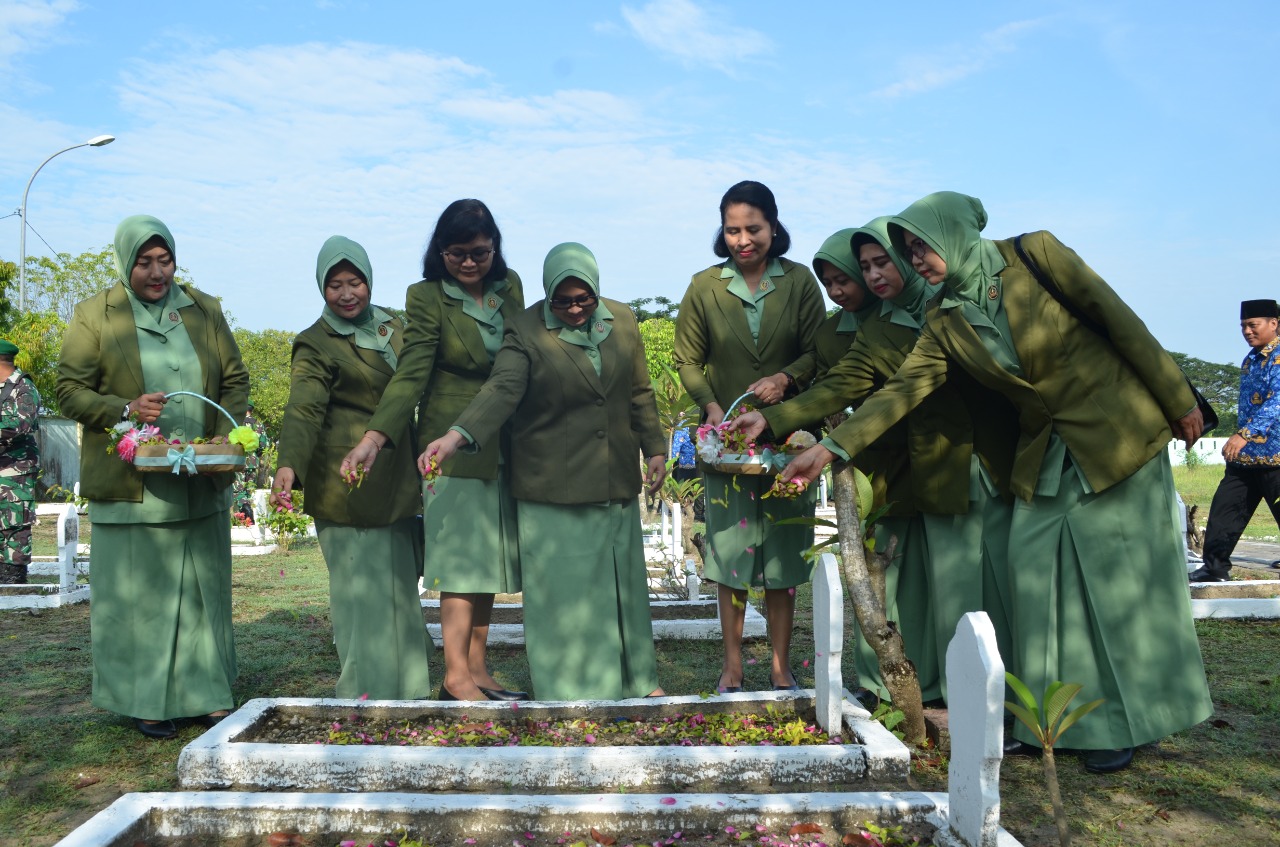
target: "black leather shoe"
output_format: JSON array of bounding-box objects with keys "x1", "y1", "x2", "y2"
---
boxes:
[
  {"x1": 196, "y1": 712, "x2": 230, "y2": 728},
  {"x1": 1083, "y1": 747, "x2": 1135, "y2": 774},
  {"x1": 134, "y1": 718, "x2": 177, "y2": 739},
  {"x1": 479, "y1": 686, "x2": 531, "y2": 702},
  {"x1": 1003, "y1": 738, "x2": 1042, "y2": 757},
  {"x1": 715, "y1": 673, "x2": 743, "y2": 694},
  {"x1": 437, "y1": 684, "x2": 459, "y2": 702},
  {"x1": 1188, "y1": 566, "x2": 1229, "y2": 582}
]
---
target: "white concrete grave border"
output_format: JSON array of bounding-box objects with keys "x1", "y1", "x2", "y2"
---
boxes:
[
  {"x1": 176, "y1": 690, "x2": 908, "y2": 793},
  {"x1": 1, "y1": 504, "x2": 90, "y2": 608},
  {"x1": 52, "y1": 790, "x2": 1022, "y2": 847}
]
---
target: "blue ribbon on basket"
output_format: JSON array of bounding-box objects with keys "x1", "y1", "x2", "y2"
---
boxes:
[{"x1": 166, "y1": 445, "x2": 198, "y2": 475}]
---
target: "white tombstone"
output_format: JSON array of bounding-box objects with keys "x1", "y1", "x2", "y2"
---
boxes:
[
  {"x1": 946, "y1": 612, "x2": 1005, "y2": 847},
  {"x1": 251, "y1": 489, "x2": 271, "y2": 543},
  {"x1": 684, "y1": 557, "x2": 700, "y2": 599},
  {"x1": 812, "y1": 552, "x2": 844, "y2": 733},
  {"x1": 671, "y1": 499, "x2": 683, "y2": 560},
  {"x1": 57, "y1": 504, "x2": 80, "y2": 590}
]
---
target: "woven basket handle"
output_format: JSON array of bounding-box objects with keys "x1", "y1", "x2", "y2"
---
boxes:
[{"x1": 722, "y1": 391, "x2": 756, "y2": 423}]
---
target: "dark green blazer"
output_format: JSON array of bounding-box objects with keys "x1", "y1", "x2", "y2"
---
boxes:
[
  {"x1": 56, "y1": 282, "x2": 248, "y2": 502},
  {"x1": 366, "y1": 272, "x2": 524, "y2": 480},
  {"x1": 828, "y1": 231, "x2": 1195, "y2": 501},
  {"x1": 276, "y1": 316, "x2": 421, "y2": 526},
  {"x1": 674, "y1": 259, "x2": 825, "y2": 422},
  {"x1": 813, "y1": 312, "x2": 855, "y2": 381},
  {"x1": 452, "y1": 298, "x2": 667, "y2": 505}
]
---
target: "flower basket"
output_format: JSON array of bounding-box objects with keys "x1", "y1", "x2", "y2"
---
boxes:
[
  {"x1": 696, "y1": 392, "x2": 816, "y2": 476},
  {"x1": 113, "y1": 391, "x2": 258, "y2": 476}
]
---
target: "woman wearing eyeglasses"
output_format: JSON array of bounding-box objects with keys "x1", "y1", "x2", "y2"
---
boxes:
[
  {"x1": 423, "y1": 242, "x2": 668, "y2": 701},
  {"x1": 341, "y1": 199, "x2": 526, "y2": 702},
  {"x1": 778, "y1": 191, "x2": 1212, "y2": 773},
  {"x1": 672, "y1": 181, "x2": 826, "y2": 694}
]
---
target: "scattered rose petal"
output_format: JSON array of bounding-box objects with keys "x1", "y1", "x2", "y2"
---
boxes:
[
  {"x1": 359, "y1": 693, "x2": 369, "y2": 701},
  {"x1": 746, "y1": 658, "x2": 758, "y2": 665},
  {"x1": 802, "y1": 660, "x2": 810, "y2": 668},
  {"x1": 787, "y1": 587, "x2": 796, "y2": 596},
  {"x1": 659, "y1": 796, "x2": 677, "y2": 805},
  {"x1": 279, "y1": 570, "x2": 285, "y2": 577},
  {"x1": 591, "y1": 827, "x2": 617, "y2": 846},
  {"x1": 738, "y1": 518, "x2": 748, "y2": 528},
  {"x1": 789, "y1": 824, "x2": 822, "y2": 837},
  {"x1": 745, "y1": 546, "x2": 755, "y2": 554}
]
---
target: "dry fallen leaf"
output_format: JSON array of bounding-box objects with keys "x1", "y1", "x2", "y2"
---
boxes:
[
  {"x1": 842, "y1": 834, "x2": 869, "y2": 845},
  {"x1": 73, "y1": 775, "x2": 100, "y2": 789},
  {"x1": 590, "y1": 827, "x2": 617, "y2": 846},
  {"x1": 789, "y1": 823, "x2": 823, "y2": 836}
]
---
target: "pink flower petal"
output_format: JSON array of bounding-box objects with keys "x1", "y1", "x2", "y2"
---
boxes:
[
  {"x1": 659, "y1": 797, "x2": 677, "y2": 805},
  {"x1": 738, "y1": 518, "x2": 748, "y2": 528},
  {"x1": 802, "y1": 659, "x2": 810, "y2": 668}
]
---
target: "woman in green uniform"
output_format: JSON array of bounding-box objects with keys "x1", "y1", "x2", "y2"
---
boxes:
[
  {"x1": 340, "y1": 200, "x2": 525, "y2": 702},
  {"x1": 423, "y1": 242, "x2": 668, "y2": 701},
  {"x1": 733, "y1": 218, "x2": 1019, "y2": 705},
  {"x1": 673, "y1": 181, "x2": 825, "y2": 694},
  {"x1": 781, "y1": 191, "x2": 1212, "y2": 773},
  {"x1": 272, "y1": 236, "x2": 431, "y2": 700},
  {"x1": 56, "y1": 215, "x2": 248, "y2": 738}
]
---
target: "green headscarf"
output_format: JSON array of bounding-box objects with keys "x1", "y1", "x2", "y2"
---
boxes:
[
  {"x1": 850, "y1": 216, "x2": 931, "y2": 331},
  {"x1": 812, "y1": 228, "x2": 879, "y2": 333},
  {"x1": 542, "y1": 242, "x2": 614, "y2": 349},
  {"x1": 316, "y1": 235, "x2": 397, "y2": 368},
  {"x1": 113, "y1": 215, "x2": 176, "y2": 287},
  {"x1": 887, "y1": 191, "x2": 1006, "y2": 318}
]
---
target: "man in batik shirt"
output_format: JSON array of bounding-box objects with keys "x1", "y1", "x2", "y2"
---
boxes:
[{"x1": 1191, "y1": 299, "x2": 1280, "y2": 582}]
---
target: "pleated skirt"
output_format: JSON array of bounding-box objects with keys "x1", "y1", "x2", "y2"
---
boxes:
[
  {"x1": 316, "y1": 517, "x2": 433, "y2": 700},
  {"x1": 90, "y1": 513, "x2": 236, "y2": 720},
  {"x1": 1007, "y1": 451, "x2": 1212, "y2": 749},
  {"x1": 517, "y1": 499, "x2": 659, "y2": 700},
  {"x1": 423, "y1": 476, "x2": 521, "y2": 594},
  {"x1": 702, "y1": 471, "x2": 815, "y2": 590}
]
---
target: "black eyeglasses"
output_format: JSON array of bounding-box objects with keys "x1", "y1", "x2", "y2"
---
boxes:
[
  {"x1": 442, "y1": 248, "x2": 494, "y2": 264},
  {"x1": 549, "y1": 293, "x2": 598, "y2": 310},
  {"x1": 904, "y1": 238, "x2": 929, "y2": 260}
]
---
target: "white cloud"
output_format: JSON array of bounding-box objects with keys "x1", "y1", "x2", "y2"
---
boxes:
[
  {"x1": 873, "y1": 19, "x2": 1043, "y2": 99},
  {"x1": 620, "y1": 0, "x2": 771, "y2": 75},
  {"x1": 0, "y1": 0, "x2": 78, "y2": 75}
]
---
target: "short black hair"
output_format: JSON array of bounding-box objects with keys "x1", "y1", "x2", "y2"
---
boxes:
[
  {"x1": 712, "y1": 180, "x2": 791, "y2": 259},
  {"x1": 0, "y1": 353, "x2": 14, "y2": 365},
  {"x1": 421, "y1": 199, "x2": 508, "y2": 283}
]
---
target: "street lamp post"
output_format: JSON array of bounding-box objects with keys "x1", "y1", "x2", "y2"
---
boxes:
[{"x1": 17, "y1": 134, "x2": 115, "y2": 312}]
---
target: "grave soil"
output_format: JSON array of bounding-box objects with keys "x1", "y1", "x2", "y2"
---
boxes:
[
  {"x1": 241, "y1": 704, "x2": 833, "y2": 747},
  {"x1": 133, "y1": 818, "x2": 940, "y2": 847}
]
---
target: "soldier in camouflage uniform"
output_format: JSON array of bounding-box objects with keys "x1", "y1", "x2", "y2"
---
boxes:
[{"x1": 1, "y1": 339, "x2": 41, "y2": 584}]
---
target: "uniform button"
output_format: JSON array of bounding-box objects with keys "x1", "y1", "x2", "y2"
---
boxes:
[
  {"x1": 752, "y1": 363, "x2": 761, "y2": 370},
  {"x1": 596, "y1": 399, "x2": 604, "y2": 407},
  {"x1": 487, "y1": 325, "x2": 496, "y2": 333},
  {"x1": 158, "y1": 336, "x2": 168, "y2": 344},
  {"x1": 172, "y1": 429, "x2": 184, "y2": 438},
  {"x1": 596, "y1": 430, "x2": 605, "y2": 438}
]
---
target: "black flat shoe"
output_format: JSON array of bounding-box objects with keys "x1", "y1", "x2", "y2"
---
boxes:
[
  {"x1": 1188, "y1": 566, "x2": 1229, "y2": 582},
  {"x1": 1083, "y1": 747, "x2": 1135, "y2": 774},
  {"x1": 196, "y1": 712, "x2": 229, "y2": 728},
  {"x1": 479, "y1": 686, "x2": 531, "y2": 702},
  {"x1": 715, "y1": 673, "x2": 743, "y2": 694},
  {"x1": 772, "y1": 673, "x2": 800, "y2": 692},
  {"x1": 437, "y1": 684, "x2": 459, "y2": 702},
  {"x1": 1003, "y1": 739, "x2": 1042, "y2": 757},
  {"x1": 133, "y1": 718, "x2": 177, "y2": 739}
]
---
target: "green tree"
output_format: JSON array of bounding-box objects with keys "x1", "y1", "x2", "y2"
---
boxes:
[
  {"x1": 1167, "y1": 351, "x2": 1238, "y2": 436},
  {"x1": 0, "y1": 259, "x2": 18, "y2": 329},
  {"x1": 629, "y1": 296, "x2": 678, "y2": 321},
  {"x1": 1, "y1": 310, "x2": 67, "y2": 414},
  {"x1": 232, "y1": 328, "x2": 295, "y2": 438},
  {"x1": 638, "y1": 317, "x2": 677, "y2": 383}
]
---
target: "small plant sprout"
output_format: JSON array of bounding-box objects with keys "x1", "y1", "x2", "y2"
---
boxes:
[{"x1": 1004, "y1": 672, "x2": 1104, "y2": 847}]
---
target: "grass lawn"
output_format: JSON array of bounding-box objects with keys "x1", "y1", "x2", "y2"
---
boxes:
[
  {"x1": 1173, "y1": 464, "x2": 1280, "y2": 541},
  {"x1": 1, "y1": 514, "x2": 1277, "y2": 847}
]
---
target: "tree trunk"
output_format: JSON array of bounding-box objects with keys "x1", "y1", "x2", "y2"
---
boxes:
[{"x1": 831, "y1": 462, "x2": 927, "y2": 745}]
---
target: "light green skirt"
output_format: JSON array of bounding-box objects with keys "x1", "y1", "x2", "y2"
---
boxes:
[
  {"x1": 703, "y1": 471, "x2": 815, "y2": 589},
  {"x1": 517, "y1": 499, "x2": 659, "y2": 700},
  {"x1": 1007, "y1": 451, "x2": 1212, "y2": 749},
  {"x1": 90, "y1": 513, "x2": 236, "y2": 720},
  {"x1": 316, "y1": 517, "x2": 433, "y2": 700},
  {"x1": 423, "y1": 476, "x2": 521, "y2": 594}
]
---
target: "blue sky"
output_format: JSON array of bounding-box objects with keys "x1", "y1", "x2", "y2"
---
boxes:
[{"x1": 1, "y1": 0, "x2": 1275, "y2": 364}]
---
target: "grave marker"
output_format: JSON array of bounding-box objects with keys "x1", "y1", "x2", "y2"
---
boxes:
[
  {"x1": 813, "y1": 552, "x2": 843, "y2": 733},
  {"x1": 946, "y1": 612, "x2": 1004, "y2": 847}
]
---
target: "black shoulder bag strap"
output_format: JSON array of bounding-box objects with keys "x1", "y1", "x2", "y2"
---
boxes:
[{"x1": 1012, "y1": 233, "x2": 1218, "y2": 432}]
